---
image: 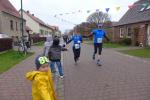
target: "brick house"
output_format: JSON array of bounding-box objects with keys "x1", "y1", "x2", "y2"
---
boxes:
[{"x1": 113, "y1": 0, "x2": 150, "y2": 47}]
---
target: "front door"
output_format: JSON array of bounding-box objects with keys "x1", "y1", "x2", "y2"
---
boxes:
[{"x1": 147, "y1": 25, "x2": 150, "y2": 46}]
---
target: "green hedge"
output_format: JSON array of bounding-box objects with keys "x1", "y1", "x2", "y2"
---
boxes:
[{"x1": 119, "y1": 38, "x2": 131, "y2": 45}]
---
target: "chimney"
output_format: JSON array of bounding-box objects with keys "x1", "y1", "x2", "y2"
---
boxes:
[
  {"x1": 27, "y1": 10, "x2": 30, "y2": 13},
  {"x1": 32, "y1": 14, "x2": 34, "y2": 16}
]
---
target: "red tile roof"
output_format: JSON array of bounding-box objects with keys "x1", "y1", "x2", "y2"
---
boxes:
[
  {"x1": 47, "y1": 25, "x2": 58, "y2": 30},
  {"x1": 0, "y1": 0, "x2": 20, "y2": 18}
]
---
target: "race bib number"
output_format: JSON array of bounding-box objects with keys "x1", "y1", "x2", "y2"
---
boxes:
[
  {"x1": 75, "y1": 44, "x2": 80, "y2": 49},
  {"x1": 97, "y1": 38, "x2": 102, "y2": 43},
  {"x1": 38, "y1": 56, "x2": 49, "y2": 65},
  {"x1": 77, "y1": 41, "x2": 81, "y2": 43}
]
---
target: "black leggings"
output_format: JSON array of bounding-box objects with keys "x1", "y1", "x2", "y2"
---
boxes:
[
  {"x1": 94, "y1": 43, "x2": 102, "y2": 55},
  {"x1": 73, "y1": 47, "x2": 81, "y2": 60}
]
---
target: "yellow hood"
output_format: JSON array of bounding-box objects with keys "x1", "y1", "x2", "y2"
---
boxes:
[{"x1": 26, "y1": 71, "x2": 42, "y2": 81}]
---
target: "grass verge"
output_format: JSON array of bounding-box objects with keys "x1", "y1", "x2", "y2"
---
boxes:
[{"x1": 0, "y1": 50, "x2": 34, "y2": 73}]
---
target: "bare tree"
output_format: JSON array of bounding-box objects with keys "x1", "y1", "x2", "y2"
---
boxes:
[{"x1": 87, "y1": 11, "x2": 111, "y2": 26}]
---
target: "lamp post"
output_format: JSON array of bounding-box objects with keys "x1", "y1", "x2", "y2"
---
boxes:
[
  {"x1": 20, "y1": 0, "x2": 26, "y2": 54},
  {"x1": 21, "y1": 0, "x2": 24, "y2": 38}
]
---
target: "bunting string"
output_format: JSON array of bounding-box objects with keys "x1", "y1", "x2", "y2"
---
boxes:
[
  {"x1": 53, "y1": 2, "x2": 150, "y2": 17},
  {"x1": 52, "y1": 2, "x2": 150, "y2": 25}
]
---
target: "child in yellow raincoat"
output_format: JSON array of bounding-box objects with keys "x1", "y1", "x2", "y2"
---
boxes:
[{"x1": 26, "y1": 55, "x2": 57, "y2": 100}]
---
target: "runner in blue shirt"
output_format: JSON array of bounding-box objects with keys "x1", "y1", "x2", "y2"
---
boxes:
[
  {"x1": 83, "y1": 26, "x2": 109, "y2": 66},
  {"x1": 67, "y1": 31, "x2": 82, "y2": 64}
]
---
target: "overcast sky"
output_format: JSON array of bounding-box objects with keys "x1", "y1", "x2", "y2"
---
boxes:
[{"x1": 9, "y1": 0, "x2": 137, "y2": 32}]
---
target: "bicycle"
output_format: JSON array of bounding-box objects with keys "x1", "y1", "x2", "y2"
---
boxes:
[{"x1": 18, "y1": 41, "x2": 28, "y2": 55}]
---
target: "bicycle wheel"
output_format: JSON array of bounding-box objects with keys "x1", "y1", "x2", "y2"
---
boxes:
[
  {"x1": 23, "y1": 45, "x2": 28, "y2": 55},
  {"x1": 18, "y1": 44, "x2": 24, "y2": 54}
]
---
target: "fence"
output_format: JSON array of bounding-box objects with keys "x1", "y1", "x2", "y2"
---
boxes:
[
  {"x1": 0, "y1": 38, "x2": 12, "y2": 52},
  {"x1": 31, "y1": 37, "x2": 46, "y2": 43}
]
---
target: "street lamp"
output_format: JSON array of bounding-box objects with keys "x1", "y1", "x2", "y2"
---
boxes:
[
  {"x1": 21, "y1": 0, "x2": 24, "y2": 38},
  {"x1": 20, "y1": 0, "x2": 26, "y2": 54}
]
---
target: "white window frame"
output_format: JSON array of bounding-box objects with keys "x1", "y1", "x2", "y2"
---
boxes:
[
  {"x1": 140, "y1": 6, "x2": 145, "y2": 11},
  {"x1": 147, "y1": 25, "x2": 150, "y2": 46},
  {"x1": 120, "y1": 28, "x2": 124, "y2": 38},
  {"x1": 146, "y1": 5, "x2": 150, "y2": 10}
]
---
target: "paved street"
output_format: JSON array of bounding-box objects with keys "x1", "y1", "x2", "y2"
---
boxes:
[
  {"x1": 0, "y1": 46, "x2": 42, "y2": 100},
  {"x1": 0, "y1": 44, "x2": 150, "y2": 100},
  {"x1": 63, "y1": 44, "x2": 150, "y2": 100},
  {"x1": 0, "y1": 46, "x2": 64, "y2": 100}
]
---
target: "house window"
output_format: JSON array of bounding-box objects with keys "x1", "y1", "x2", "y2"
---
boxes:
[
  {"x1": 45, "y1": 31, "x2": 48, "y2": 34},
  {"x1": 120, "y1": 28, "x2": 124, "y2": 38},
  {"x1": 146, "y1": 5, "x2": 150, "y2": 10},
  {"x1": 140, "y1": 7, "x2": 145, "y2": 11},
  {"x1": 10, "y1": 20, "x2": 14, "y2": 30},
  {"x1": 127, "y1": 27, "x2": 132, "y2": 37},
  {"x1": 16, "y1": 22, "x2": 18, "y2": 31},
  {"x1": 40, "y1": 29, "x2": 44, "y2": 34}
]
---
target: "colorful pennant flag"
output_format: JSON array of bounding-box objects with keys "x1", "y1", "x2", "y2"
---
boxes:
[
  {"x1": 87, "y1": 10, "x2": 90, "y2": 13},
  {"x1": 96, "y1": 9, "x2": 100, "y2": 12},
  {"x1": 105, "y1": 8, "x2": 110, "y2": 12},
  {"x1": 128, "y1": 5, "x2": 134, "y2": 9},
  {"x1": 116, "y1": 6, "x2": 120, "y2": 11}
]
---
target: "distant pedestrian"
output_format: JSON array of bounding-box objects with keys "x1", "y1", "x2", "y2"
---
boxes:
[
  {"x1": 26, "y1": 55, "x2": 57, "y2": 100},
  {"x1": 48, "y1": 37, "x2": 67, "y2": 78},
  {"x1": 63, "y1": 34, "x2": 69, "y2": 44},
  {"x1": 43, "y1": 35, "x2": 53, "y2": 57}
]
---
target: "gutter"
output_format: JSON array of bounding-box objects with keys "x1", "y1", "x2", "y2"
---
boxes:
[{"x1": 113, "y1": 20, "x2": 150, "y2": 27}]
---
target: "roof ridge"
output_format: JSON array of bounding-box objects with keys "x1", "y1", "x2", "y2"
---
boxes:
[
  {"x1": 23, "y1": 10, "x2": 55, "y2": 30},
  {"x1": 114, "y1": 0, "x2": 150, "y2": 26},
  {"x1": 0, "y1": 0, "x2": 20, "y2": 18}
]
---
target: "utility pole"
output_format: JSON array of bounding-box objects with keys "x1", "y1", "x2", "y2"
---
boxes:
[
  {"x1": 21, "y1": 0, "x2": 24, "y2": 38},
  {"x1": 20, "y1": 0, "x2": 26, "y2": 54}
]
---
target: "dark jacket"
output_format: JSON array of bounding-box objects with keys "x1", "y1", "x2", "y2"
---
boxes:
[
  {"x1": 48, "y1": 45, "x2": 61, "y2": 61},
  {"x1": 48, "y1": 45, "x2": 67, "y2": 61}
]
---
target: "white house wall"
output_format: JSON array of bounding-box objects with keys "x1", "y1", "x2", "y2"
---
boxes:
[
  {"x1": 0, "y1": 12, "x2": 21, "y2": 37},
  {"x1": 23, "y1": 12, "x2": 40, "y2": 34},
  {"x1": 40, "y1": 25, "x2": 53, "y2": 35}
]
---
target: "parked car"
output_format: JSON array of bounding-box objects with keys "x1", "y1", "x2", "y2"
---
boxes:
[{"x1": 0, "y1": 33, "x2": 9, "y2": 38}]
